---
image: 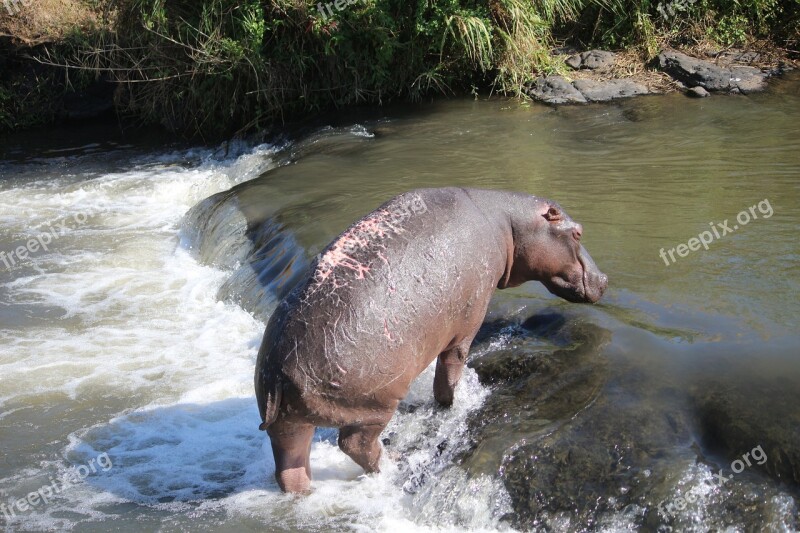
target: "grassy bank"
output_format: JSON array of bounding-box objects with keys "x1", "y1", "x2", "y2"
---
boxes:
[{"x1": 1, "y1": 0, "x2": 798, "y2": 139}]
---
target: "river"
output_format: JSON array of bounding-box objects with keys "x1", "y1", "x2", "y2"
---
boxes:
[{"x1": 1, "y1": 74, "x2": 798, "y2": 531}]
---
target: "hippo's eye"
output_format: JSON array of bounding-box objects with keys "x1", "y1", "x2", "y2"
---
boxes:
[{"x1": 543, "y1": 206, "x2": 562, "y2": 222}]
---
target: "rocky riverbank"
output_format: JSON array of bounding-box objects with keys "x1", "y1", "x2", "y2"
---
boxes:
[{"x1": 527, "y1": 46, "x2": 797, "y2": 104}]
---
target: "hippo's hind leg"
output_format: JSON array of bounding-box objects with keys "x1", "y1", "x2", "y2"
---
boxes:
[
  {"x1": 267, "y1": 421, "x2": 315, "y2": 493},
  {"x1": 338, "y1": 423, "x2": 387, "y2": 473},
  {"x1": 433, "y1": 341, "x2": 472, "y2": 407}
]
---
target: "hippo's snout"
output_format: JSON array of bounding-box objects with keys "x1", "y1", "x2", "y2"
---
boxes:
[
  {"x1": 579, "y1": 245, "x2": 608, "y2": 303},
  {"x1": 542, "y1": 244, "x2": 608, "y2": 304},
  {"x1": 583, "y1": 268, "x2": 608, "y2": 303}
]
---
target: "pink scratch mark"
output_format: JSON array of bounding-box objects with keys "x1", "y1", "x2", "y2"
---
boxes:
[
  {"x1": 313, "y1": 208, "x2": 405, "y2": 289},
  {"x1": 351, "y1": 262, "x2": 371, "y2": 279},
  {"x1": 336, "y1": 363, "x2": 348, "y2": 374},
  {"x1": 383, "y1": 319, "x2": 394, "y2": 341}
]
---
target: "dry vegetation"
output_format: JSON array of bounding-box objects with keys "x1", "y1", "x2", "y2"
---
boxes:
[{"x1": 0, "y1": 0, "x2": 103, "y2": 45}]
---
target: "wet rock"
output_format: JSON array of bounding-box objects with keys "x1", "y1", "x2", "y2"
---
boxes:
[
  {"x1": 572, "y1": 79, "x2": 649, "y2": 102},
  {"x1": 501, "y1": 394, "x2": 697, "y2": 530},
  {"x1": 526, "y1": 76, "x2": 587, "y2": 104},
  {"x1": 463, "y1": 314, "x2": 613, "y2": 479},
  {"x1": 655, "y1": 50, "x2": 768, "y2": 93},
  {"x1": 462, "y1": 311, "x2": 800, "y2": 530},
  {"x1": 691, "y1": 379, "x2": 800, "y2": 485},
  {"x1": 566, "y1": 50, "x2": 616, "y2": 70},
  {"x1": 687, "y1": 86, "x2": 710, "y2": 98}
]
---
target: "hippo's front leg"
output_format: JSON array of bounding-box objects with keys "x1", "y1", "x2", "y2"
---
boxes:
[{"x1": 433, "y1": 339, "x2": 473, "y2": 407}]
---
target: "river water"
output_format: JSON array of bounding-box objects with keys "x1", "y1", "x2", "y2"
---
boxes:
[{"x1": 1, "y1": 74, "x2": 798, "y2": 531}]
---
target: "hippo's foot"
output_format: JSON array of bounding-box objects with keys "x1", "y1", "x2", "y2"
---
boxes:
[
  {"x1": 276, "y1": 467, "x2": 312, "y2": 494},
  {"x1": 268, "y1": 422, "x2": 314, "y2": 494},
  {"x1": 338, "y1": 423, "x2": 387, "y2": 473}
]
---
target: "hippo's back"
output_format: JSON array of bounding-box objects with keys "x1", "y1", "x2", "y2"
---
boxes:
[{"x1": 259, "y1": 188, "x2": 506, "y2": 425}]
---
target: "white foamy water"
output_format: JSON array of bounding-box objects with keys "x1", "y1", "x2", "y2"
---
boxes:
[{"x1": 0, "y1": 142, "x2": 510, "y2": 532}]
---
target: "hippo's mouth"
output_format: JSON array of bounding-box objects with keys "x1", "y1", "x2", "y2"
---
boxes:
[
  {"x1": 543, "y1": 275, "x2": 588, "y2": 303},
  {"x1": 543, "y1": 251, "x2": 608, "y2": 304},
  {"x1": 577, "y1": 245, "x2": 608, "y2": 303}
]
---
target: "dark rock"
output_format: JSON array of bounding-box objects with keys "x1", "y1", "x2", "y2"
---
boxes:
[
  {"x1": 725, "y1": 51, "x2": 761, "y2": 64},
  {"x1": 731, "y1": 66, "x2": 768, "y2": 94},
  {"x1": 687, "y1": 86, "x2": 710, "y2": 98},
  {"x1": 552, "y1": 45, "x2": 580, "y2": 57},
  {"x1": 526, "y1": 76, "x2": 587, "y2": 104},
  {"x1": 582, "y1": 50, "x2": 616, "y2": 70},
  {"x1": 707, "y1": 49, "x2": 762, "y2": 65},
  {"x1": 566, "y1": 49, "x2": 616, "y2": 70},
  {"x1": 460, "y1": 306, "x2": 800, "y2": 530},
  {"x1": 572, "y1": 78, "x2": 649, "y2": 101},
  {"x1": 691, "y1": 377, "x2": 800, "y2": 485},
  {"x1": 62, "y1": 92, "x2": 114, "y2": 120},
  {"x1": 528, "y1": 75, "x2": 651, "y2": 105},
  {"x1": 565, "y1": 54, "x2": 583, "y2": 69},
  {"x1": 501, "y1": 402, "x2": 698, "y2": 530},
  {"x1": 655, "y1": 50, "x2": 767, "y2": 93}
]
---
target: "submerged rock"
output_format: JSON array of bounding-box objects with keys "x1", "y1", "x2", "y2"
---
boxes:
[
  {"x1": 655, "y1": 50, "x2": 768, "y2": 93},
  {"x1": 691, "y1": 377, "x2": 800, "y2": 485},
  {"x1": 461, "y1": 311, "x2": 800, "y2": 530}
]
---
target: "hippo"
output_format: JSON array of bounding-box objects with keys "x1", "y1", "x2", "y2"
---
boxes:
[{"x1": 255, "y1": 187, "x2": 608, "y2": 493}]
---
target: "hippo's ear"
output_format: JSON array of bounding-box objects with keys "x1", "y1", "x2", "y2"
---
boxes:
[{"x1": 543, "y1": 206, "x2": 562, "y2": 222}]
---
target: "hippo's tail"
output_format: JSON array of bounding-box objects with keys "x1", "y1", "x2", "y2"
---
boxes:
[{"x1": 256, "y1": 369, "x2": 282, "y2": 431}]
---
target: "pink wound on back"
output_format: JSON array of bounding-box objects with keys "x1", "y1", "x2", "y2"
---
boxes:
[{"x1": 312, "y1": 205, "x2": 410, "y2": 291}]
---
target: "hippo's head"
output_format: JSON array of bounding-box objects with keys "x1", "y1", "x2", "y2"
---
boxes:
[{"x1": 505, "y1": 198, "x2": 608, "y2": 303}]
